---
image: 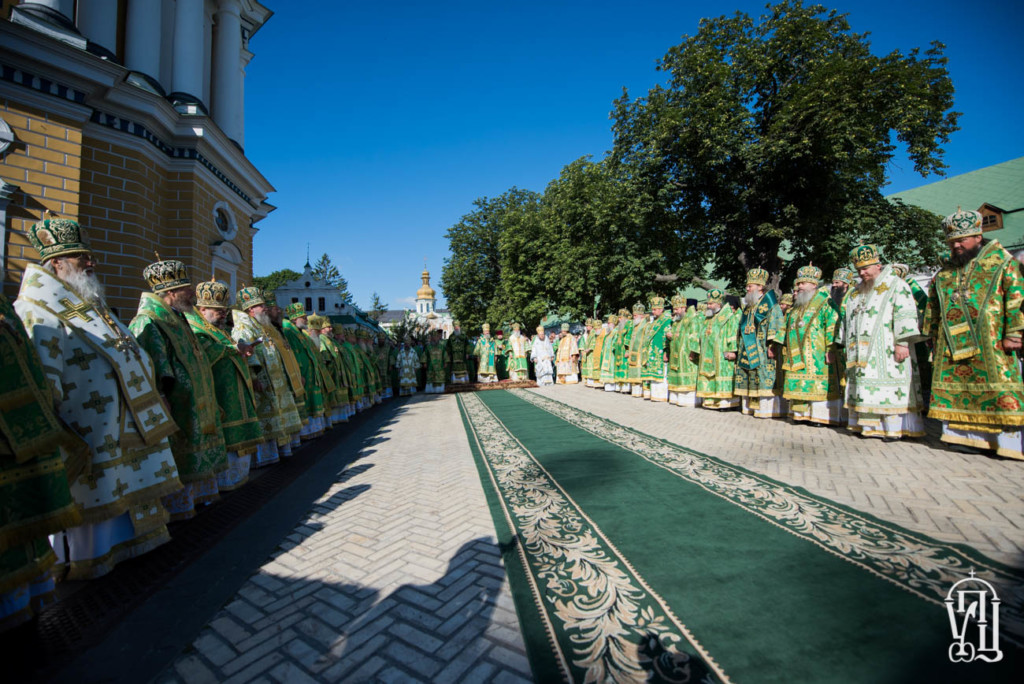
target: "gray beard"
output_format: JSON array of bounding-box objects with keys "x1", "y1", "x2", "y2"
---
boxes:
[
  {"x1": 308, "y1": 331, "x2": 320, "y2": 345},
  {"x1": 252, "y1": 311, "x2": 272, "y2": 327},
  {"x1": 61, "y1": 268, "x2": 106, "y2": 305},
  {"x1": 295, "y1": 319, "x2": 307, "y2": 330},
  {"x1": 795, "y1": 289, "x2": 816, "y2": 307},
  {"x1": 705, "y1": 308, "x2": 716, "y2": 318},
  {"x1": 742, "y1": 291, "x2": 761, "y2": 308}
]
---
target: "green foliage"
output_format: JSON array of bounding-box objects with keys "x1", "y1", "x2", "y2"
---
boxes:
[
  {"x1": 311, "y1": 253, "x2": 352, "y2": 302},
  {"x1": 611, "y1": 0, "x2": 958, "y2": 286},
  {"x1": 386, "y1": 314, "x2": 432, "y2": 346},
  {"x1": 367, "y1": 292, "x2": 388, "y2": 321},
  {"x1": 252, "y1": 269, "x2": 300, "y2": 296},
  {"x1": 443, "y1": 0, "x2": 957, "y2": 313}
]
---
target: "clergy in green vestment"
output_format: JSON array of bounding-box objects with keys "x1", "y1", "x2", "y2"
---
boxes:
[
  {"x1": 308, "y1": 316, "x2": 350, "y2": 423},
  {"x1": 0, "y1": 292, "x2": 83, "y2": 629},
  {"x1": 694, "y1": 289, "x2": 740, "y2": 410},
  {"x1": 598, "y1": 314, "x2": 619, "y2": 390},
  {"x1": 641, "y1": 297, "x2": 672, "y2": 401},
  {"x1": 424, "y1": 329, "x2": 448, "y2": 393},
  {"x1": 625, "y1": 303, "x2": 648, "y2": 397},
  {"x1": 781, "y1": 265, "x2": 844, "y2": 425},
  {"x1": 131, "y1": 257, "x2": 226, "y2": 520},
  {"x1": 923, "y1": 208, "x2": 1024, "y2": 460},
  {"x1": 666, "y1": 296, "x2": 688, "y2": 405},
  {"x1": 232, "y1": 290, "x2": 304, "y2": 466},
  {"x1": 578, "y1": 320, "x2": 594, "y2": 386},
  {"x1": 474, "y1": 324, "x2": 499, "y2": 383},
  {"x1": 188, "y1": 280, "x2": 263, "y2": 491},
  {"x1": 613, "y1": 308, "x2": 632, "y2": 391},
  {"x1": 494, "y1": 329, "x2": 508, "y2": 380},
  {"x1": 732, "y1": 268, "x2": 785, "y2": 419},
  {"x1": 338, "y1": 328, "x2": 368, "y2": 411},
  {"x1": 447, "y1": 321, "x2": 471, "y2": 384},
  {"x1": 505, "y1": 323, "x2": 530, "y2": 381},
  {"x1": 282, "y1": 303, "x2": 328, "y2": 439}
]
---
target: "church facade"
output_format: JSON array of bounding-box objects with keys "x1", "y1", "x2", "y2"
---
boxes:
[
  {"x1": 0, "y1": 0, "x2": 275, "y2": 317},
  {"x1": 379, "y1": 266, "x2": 453, "y2": 337}
]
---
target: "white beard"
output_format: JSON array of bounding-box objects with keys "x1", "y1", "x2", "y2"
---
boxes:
[
  {"x1": 742, "y1": 291, "x2": 762, "y2": 308},
  {"x1": 308, "y1": 331, "x2": 320, "y2": 345},
  {"x1": 61, "y1": 268, "x2": 106, "y2": 305},
  {"x1": 252, "y1": 311, "x2": 273, "y2": 327},
  {"x1": 295, "y1": 319, "x2": 307, "y2": 330},
  {"x1": 795, "y1": 289, "x2": 816, "y2": 307},
  {"x1": 705, "y1": 308, "x2": 716, "y2": 318}
]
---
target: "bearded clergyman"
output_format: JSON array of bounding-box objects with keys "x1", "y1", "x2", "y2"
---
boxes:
[
  {"x1": 841, "y1": 245, "x2": 925, "y2": 440},
  {"x1": 130, "y1": 257, "x2": 226, "y2": 520},
  {"x1": 231, "y1": 288, "x2": 304, "y2": 465},
  {"x1": 781, "y1": 265, "x2": 844, "y2": 425},
  {"x1": 923, "y1": 208, "x2": 1024, "y2": 459},
  {"x1": 694, "y1": 289, "x2": 740, "y2": 410},
  {"x1": 641, "y1": 296, "x2": 672, "y2": 401},
  {"x1": 732, "y1": 268, "x2": 785, "y2": 418},
  {"x1": 15, "y1": 218, "x2": 180, "y2": 578},
  {"x1": 187, "y1": 279, "x2": 263, "y2": 489},
  {"x1": 307, "y1": 315, "x2": 350, "y2": 424},
  {"x1": 282, "y1": 303, "x2": 330, "y2": 439}
]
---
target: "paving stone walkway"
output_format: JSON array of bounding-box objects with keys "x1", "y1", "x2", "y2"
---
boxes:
[
  {"x1": 160, "y1": 394, "x2": 531, "y2": 684},
  {"x1": 531, "y1": 384, "x2": 1024, "y2": 568}
]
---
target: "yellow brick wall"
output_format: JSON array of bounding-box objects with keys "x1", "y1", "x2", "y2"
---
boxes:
[
  {"x1": 3, "y1": 104, "x2": 256, "y2": 317},
  {"x1": 1, "y1": 97, "x2": 83, "y2": 296}
]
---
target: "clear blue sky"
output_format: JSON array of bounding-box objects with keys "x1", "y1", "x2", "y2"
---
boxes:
[{"x1": 245, "y1": 0, "x2": 1024, "y2": 311}]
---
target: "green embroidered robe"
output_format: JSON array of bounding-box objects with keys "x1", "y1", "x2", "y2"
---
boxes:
[
  {"x1": 589, "y1": 329, "x2": 606, "y2": 382},
  {"x1": 695, "y1": 305, "x2": 740, "y2": 399},
  {"x1": 734, "y1": 292, "x2": 784, "y2": 397},
  {"x1": 923, "y1": 239, "x2": 1024, "y2": 429},
  {"x1": 318, "y1": 335, "x2": 350, "y2": 408},
  {"x1": 130, "y1": 295, "x2": 225, "y2": 482},
  {"x1": 781, "y1": 288, "x2": 841, "y2": 403},
  {"x1": 186, "y1": 312, "x2": 263, "y2": 455},
  {"x1": 339, "y1": 341, "x2": 367, "y2": 402},
  {"x1": 672, "y1": 308, "x2": 702, "y2": 392},
  {"x1": 425, "y1": 341, "x2": 447, "y2": 384},
  {"x1": 231, "y1": 311, "x2": 303, "y2": 446},
  {"x1": 474, "y1": 336, "x2": 498, "y2": 377},
  {"x1": 599, "y1": 327, "x2": 619, "y2": 384},
  {"x1": 281, "y1": 320, "x2": 326, "y2": 420},
  {"x1": 641, "y1": 313, "x2": 672, "y2": 383},
  {"x1": 626, "y1": 318, "x2": 648, "y2": 384},
  {"x1": 0, "y1": 293, "x2": 81, "y2": 602},
  {"x1": 446, "y1": 332, "x2": 470, "y2": 379}
]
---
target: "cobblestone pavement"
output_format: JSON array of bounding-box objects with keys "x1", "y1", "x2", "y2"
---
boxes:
[
  {"x1": 160, "y1": 394, "x2": 531, "y2": 684},
  {"x1": 529, "y1": 384, "x2": 1024, "y2": 568}
]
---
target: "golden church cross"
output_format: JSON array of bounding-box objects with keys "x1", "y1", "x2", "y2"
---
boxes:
[{"x1": 57, "y1": 297, "x2": 94, "y2": 322}]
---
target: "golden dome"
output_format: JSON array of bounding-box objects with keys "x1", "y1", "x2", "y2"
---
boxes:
[{"x1": 416, "y1": 268, "x2": 436, "y2": 300}]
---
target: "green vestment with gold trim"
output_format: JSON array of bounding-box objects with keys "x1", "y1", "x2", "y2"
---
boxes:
[
  {"x1": 923, "y1": 239, "x2": 1024, "y2": 430},
  {"x1": 734, "y1": 292, "x2": 784, "y2": 397},
  {"x1": 781, "y1": 288, "x2": 841, "y2": 403},
  {"x1": 130, "y1": 294, "x2": 226, "y2": 482}
]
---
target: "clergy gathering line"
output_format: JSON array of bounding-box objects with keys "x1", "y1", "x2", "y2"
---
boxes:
[
  {"x1": 461, "y1": 206, "x2": 1024, "y2": 463},
  {"x1": 2, "y1": 205, "x2": 1022, "y2": 635}
]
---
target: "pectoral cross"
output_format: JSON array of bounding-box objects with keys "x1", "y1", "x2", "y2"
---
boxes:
[{"x1": 58, "y1": 297, "x2": 94, "y2": 322}]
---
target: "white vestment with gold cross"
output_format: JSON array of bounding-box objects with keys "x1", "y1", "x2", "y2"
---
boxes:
[
  {"x1": 839, "y1": 266, "x2": 925, "y2": 438},
  {"x1": 14, "y1": 264, "x2": 181, "y2": 577}
]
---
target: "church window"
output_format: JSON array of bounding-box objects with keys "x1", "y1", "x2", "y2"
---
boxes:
[
  {"x1": 305, "y1": 297, "x2": 312, "y2": 311},
  {"x1": 291, "y1": 297, "x2": 298, "y2": 303},
  {"x1": 318, "y1": 297, "x2": 325, "y2": 311}
]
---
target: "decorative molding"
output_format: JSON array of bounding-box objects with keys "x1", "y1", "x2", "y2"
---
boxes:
[{"x1": 0, "y1": 178, "x2": 21, "y2": 281}]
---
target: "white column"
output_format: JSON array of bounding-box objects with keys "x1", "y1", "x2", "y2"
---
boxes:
[
  {"x1": 239, "y1": 47, "x2": 253, "y2": 147},
  {"x1": 76, "y1": 0, "x2": 119, "y2": 55},
  {"x1": 124, "y1": 0, "x2": 162, "y2": 78},
  {"x1": 33, "y1": 0, "x2": 74, "y2": 19},
  {"x1": 171, "y1": 0, "x2": 205, "y2": 99},
  {"x1": 212, "y1": 0, "x2": 243, "y2": 142}
]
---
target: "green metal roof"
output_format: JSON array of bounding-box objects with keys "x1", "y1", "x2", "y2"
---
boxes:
[{"x1": 887, "y1": 156, "x2": 1024, "y2": 251}]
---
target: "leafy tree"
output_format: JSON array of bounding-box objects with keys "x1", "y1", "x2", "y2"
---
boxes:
[
  {"x1": 311, "y1": 253, "x2": 353, "y2": 302},
  {"x1": 442, "y1": 188, "x2": 542, "y2": 332},
  {"x1": 367, "y1": 292, "x2": 388, "y2": 321},
  {"x1": 252, "y1": 269, "x2": 300, "y2": 296},
  {"x1": 386, "y1": 314, "x2": 432, "y2": 346},
  {"x1": 610, "y1": 0, "x2": 958, "y2": 286}
]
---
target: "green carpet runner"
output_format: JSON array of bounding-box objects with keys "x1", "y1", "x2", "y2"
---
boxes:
[{"x1": 458, "y1": 389, "x2": 1022, "y2": 683}]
